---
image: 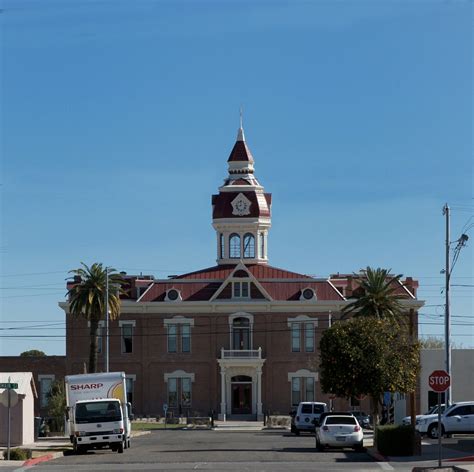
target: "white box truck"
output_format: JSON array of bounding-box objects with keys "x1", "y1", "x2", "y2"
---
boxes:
[{"x1": 65, "y1": 372, "x2": 132, "y2": 454}]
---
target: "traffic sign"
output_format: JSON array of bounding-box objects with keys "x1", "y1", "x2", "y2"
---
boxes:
[
  {"x1": 0, "y1": 389, "x2": 18, "y2": 408},
  {"x1": 429, "y1": 370, "x2": 451, "y2": 393},
  {"x1": 163, "y1": 403, "x2": 168, "y2": 412},
  {"x1": 0, "y1": 383, "x2": 18, "y2": 389}
]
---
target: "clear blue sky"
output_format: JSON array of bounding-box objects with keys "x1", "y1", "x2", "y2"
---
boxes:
[{"x1": 1, "y1": 0, "x2": 472, "y2": 355}]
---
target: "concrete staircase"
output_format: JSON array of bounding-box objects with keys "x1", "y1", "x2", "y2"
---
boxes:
[{"x1": 213, "y1": 420, "x2": 265, "y2": 431}]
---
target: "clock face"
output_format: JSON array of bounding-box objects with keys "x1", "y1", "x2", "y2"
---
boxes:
[{"x1": 231, "y1": 193, "x2": 251, "y2": 216}]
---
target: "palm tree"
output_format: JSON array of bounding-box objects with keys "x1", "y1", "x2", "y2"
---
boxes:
[
  {"x1": 68, "y1": 262, "x2": 125, "y2": 373},
  {"x1": 341, "y1": 267, "x2": 405, "y2": 324}
]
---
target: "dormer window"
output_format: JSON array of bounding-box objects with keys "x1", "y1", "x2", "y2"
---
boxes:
[
  {"x1": 165, "y1": 289, "x2": 182, "y2": 302},
  {"x1": 300, "y1": 288, "x2": 316, "y2": 301},
  {"x1": 229, "y1": 234, "x2": 241, "y2": 258},
  {"x1": 233, "y1": 281, "x2": 250, "y2": 298},
  {"x1": 243, "y1": 233, "x2": 255, "y2": 258}
]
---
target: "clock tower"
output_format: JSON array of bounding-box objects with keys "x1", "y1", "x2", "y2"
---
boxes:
[{"x1": 212, "y1": 125, "x2": 272, "y2": 265}]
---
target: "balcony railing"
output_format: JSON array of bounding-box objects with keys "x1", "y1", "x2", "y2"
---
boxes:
[{"x1": 221, "y1": 347, "x2": 262, "y2": 359}]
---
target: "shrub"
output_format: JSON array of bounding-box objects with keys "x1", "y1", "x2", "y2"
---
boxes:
[
  {"x1": 376, "y1": 425, "x2": 416, "y2": 456},
  {"x1": 3, "y1": 448, "x2": 32, "y2": 461}
]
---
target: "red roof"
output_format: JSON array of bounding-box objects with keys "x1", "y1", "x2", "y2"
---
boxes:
[
  {"x1": 227, "y1": 141, "x2": 254, "y2": 163},
  {"x1": 131, "y1": 263, "x2": 346, "y2": 302}
]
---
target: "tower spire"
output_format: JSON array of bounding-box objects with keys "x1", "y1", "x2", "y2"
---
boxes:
[{"x1": 237, "y1": 106, "x2": 245, "y2": 142}]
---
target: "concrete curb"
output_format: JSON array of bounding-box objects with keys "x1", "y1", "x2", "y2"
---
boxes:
[
  {"x1": 366, "y1": 446, "x2": 389, "y2": 462},
  {"x1": 23, "y1": 451, "x2": 64, "y2": 467},
  {"x1": 131, "y1": 430, "x2": 151, "y2": 438}
]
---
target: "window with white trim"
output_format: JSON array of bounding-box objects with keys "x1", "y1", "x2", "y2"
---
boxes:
[
  {"x1": 125, "y1": 375, "x2": 135, "y2": 404},
  {"x1": 220, "y1": 233, "x2": 225, "y2": 259},
  {"x1": 167, "y1": 323, "x2": 191, "y2": 353},
  {"x1": 243, "y1": 233, "x2": 255, "y2": 258},
  {"x1": 229, "y1": 233, "x2": 241, "y2": 258},
  {"x1": 38, "y1": 375, "x2": 55, "y2": 408},
  {"x1": 120, "y1": 322, "x2": 135, "y2": 354},
  {"x1": 259, "y1": 232, "x2": 265, "y2": 258},
  {"x1": 291, "y1": 377, "x2": 315, "y2": 406},
  {"x1": 288, "y1": 316, "x2": 318, "y2": 353},
  {"x1": 233, "y1": 281, "x2": 250, "y2": 298},
  {"x1": 165, "y1": 372, "x2": 194, "y2": 411},
  {"x1": 291, "y1": 323, "x2": 301, "y2": 352}
]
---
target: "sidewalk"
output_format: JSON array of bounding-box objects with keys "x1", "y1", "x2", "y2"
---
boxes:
[{"x1": 367, "y1": 436, "x2": 474, "y2": 471}]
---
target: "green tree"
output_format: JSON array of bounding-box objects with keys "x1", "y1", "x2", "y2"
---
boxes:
[
  {"x1": 342, "y1": 267, "x2": 405, "y2": 324},
  {"x1": 46, "y1": 380, "x2": 66, "y2": 432},
  {"x1": 68, "y1": 262, "x2": 124, "y2": 373},
  {"x1": 319, "y1": 317, "x2": 420, "y2": 426},
  {"x1": 20, "y1": 349, "x2": 46, "y2": 357}
]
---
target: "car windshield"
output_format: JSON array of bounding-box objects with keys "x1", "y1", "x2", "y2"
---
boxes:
[
  {"x1": 75, "y1": 401, "x2": 122, "y2": 424},
  {"x1": 325, "y1": 416, "x2": 357, "y2": 425}
]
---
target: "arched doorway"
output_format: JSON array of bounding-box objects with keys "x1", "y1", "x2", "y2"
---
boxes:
[{"x1": 231, "y1": 375, "x2": 252, "y2": 414}]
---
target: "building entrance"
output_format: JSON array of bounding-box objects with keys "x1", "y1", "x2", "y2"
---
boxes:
[{"x1": 231, "y1": 376, "x2": 252, "y2": 414}]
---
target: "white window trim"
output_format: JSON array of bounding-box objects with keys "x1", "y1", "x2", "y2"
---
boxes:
[
  {"x1": 119, "y1": 320, "x2": 136, "y2": 327},
  {"x1": 287, "y1": 315, "x2": 318, "y2": 328},
  {"x1": 288, "y1": 369, "x2": 318, "y2": 382},
  {"x1": 163, "y1": 316, "x2": 195, "y2": 327},
  {"x1": 119, "y1": 321, "x2": 135, "y2": 354},
  {"x1": 164, "y1": 370, "x2": 195, "y2": 383},
  {"x1": 232, "y1": 280, "x2": 250, "y2": 299},
  {"x1": 229, "y1": 312, "x2": 254, "y2": 350},
  {"x1": 299, "y1": 287, "x2": 317, "y2": 301},
  {"x1": 165, "y1": 289, "x2": 182, "y2": 302}
]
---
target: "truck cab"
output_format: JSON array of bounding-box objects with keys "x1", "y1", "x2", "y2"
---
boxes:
[{"x1": 71, "y1": 398, "x2": 131, "y2": 454}]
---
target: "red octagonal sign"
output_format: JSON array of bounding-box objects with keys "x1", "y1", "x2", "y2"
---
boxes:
[{"x1": 429, "y1": 370, "x2": 451, "y2": 392}]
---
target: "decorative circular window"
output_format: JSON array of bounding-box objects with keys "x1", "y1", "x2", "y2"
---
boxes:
[
  {"x1": 166, "y1": 289, "x2": 180, "y2": 301},
  {"x1": 302, "y1": 288, "x2": 315, "y2": 300}
]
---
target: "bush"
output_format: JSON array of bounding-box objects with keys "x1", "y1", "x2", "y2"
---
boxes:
[
  {"x1": 376, "y1": 425, "x2": 416, "y2": 456},
  {"x1": 3, "y1": 448, "x2": 32, "y2": 461}
]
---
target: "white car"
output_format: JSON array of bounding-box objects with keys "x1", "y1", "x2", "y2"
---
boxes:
[
  {"x1": 291, "y1": 402, "x2": 328, "y2": 435},
  {"x1": 315, "y1": 413, "x2": 364, "y2": 452},
  {"x1": 416, "y1": 401, "x2": 474, "y2": 439},
  {"x1": 402, "y1": 404, "x2": 446, "y2": 425}
]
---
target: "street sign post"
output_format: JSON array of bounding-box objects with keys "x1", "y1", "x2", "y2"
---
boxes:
[
  {"x1": 0, "y1": 383, "x2": 18, "y2": 389},
  {"x1": 163, "y1": 403, "x2": 168, "y2": 429},
  {"x1": 428, "y1": 370, "x2": 451, "y2": 467},
  {"x1": 1, "y1": 377, "x2": 18, "y2": 461}
]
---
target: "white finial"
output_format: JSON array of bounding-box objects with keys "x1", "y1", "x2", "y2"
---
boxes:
[{"x1": 237, "y1": 106, "x2": 245, "y2": 141}]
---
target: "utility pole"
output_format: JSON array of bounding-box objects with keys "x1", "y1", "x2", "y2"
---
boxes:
[
  {"x1": 105, "y1": 266, "x2": 110, "y2": 373},
  {"x1": 443, "y1": 203, "x2": 451, "y2": 406}
]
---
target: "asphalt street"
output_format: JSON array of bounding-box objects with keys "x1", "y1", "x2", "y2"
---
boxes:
[
  {"x1": 34, "y1": 429, "x2": 382, "y2": 471},
  {"x1": 3, "y1": 430, "x2": 472, "y2": 472}
]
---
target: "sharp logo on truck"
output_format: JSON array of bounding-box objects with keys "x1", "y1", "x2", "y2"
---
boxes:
[{"x1": 70, "y1": 383, "x2": 104, "y2": 390}]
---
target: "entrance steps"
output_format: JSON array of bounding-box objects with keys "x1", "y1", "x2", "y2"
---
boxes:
[{"x1": 214, "y1": 420, "x2": 264, "y2": 431}]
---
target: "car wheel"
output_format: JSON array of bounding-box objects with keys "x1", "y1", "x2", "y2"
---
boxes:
[
  {"x1": 292, "y1": 426, "x2": 300, "y2": 436},
  {"x1": 428, "y1": 423, "x2": 444, "y2": 439},
  {"x1": 118, "y1": 440, "x2": 125, "y2": 453},
  {"x1": 354, "y1": 441, "x2": 364, "y2": 452},
  {"x1": 316, "y1": 439, "x2": 324, "y2": 452}
]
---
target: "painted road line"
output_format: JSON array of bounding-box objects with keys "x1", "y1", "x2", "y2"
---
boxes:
[{"x1": 377, "y1": 462, "x2": 394, "y2": 471}]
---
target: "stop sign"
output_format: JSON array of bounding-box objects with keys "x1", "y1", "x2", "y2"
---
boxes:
[{"x1": 429, "y1": 370, "x2": 451, "y2": 392}]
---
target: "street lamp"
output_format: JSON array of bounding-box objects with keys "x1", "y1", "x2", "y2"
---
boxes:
[
  {"x1": 442, "y1": 204, "x2": 469, "y2": 406},
  {"x1": 105, "y1": 266, "x2": 109, "y2": 373}
]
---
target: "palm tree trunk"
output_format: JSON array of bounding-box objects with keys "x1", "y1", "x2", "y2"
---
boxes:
[{"x1": 89, "y1": 318, "x2": 99, "y2": 373}]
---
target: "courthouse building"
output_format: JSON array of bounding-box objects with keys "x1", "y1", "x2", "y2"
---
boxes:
[
  {"x1": 0, "y1": 124, "x2": 423, "y2": 419},
  {"x1": 59, "y1": 125, "x2": 423, "y2": 419}
]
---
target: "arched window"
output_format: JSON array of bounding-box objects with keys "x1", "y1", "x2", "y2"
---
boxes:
[
  {"x1": 229, "y1": 234, "x2": 241, "y2": 258},
  {"x1": 243, "y1": 233, "x2": 255, "y2": 258}
]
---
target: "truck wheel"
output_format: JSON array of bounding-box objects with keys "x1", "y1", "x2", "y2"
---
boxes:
[
  {"x1": 118, "y1": 440, "x2": 124, "y2": 453},
  {"x1": 127, "y1": 439, "x2": 131, "y2": 449},
  {"x1": 73, "y1": 439, "x2": 84, "y2": 455},
  {"x1": 428, "y1": 423, "x2": 444, "y2": 439}
]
